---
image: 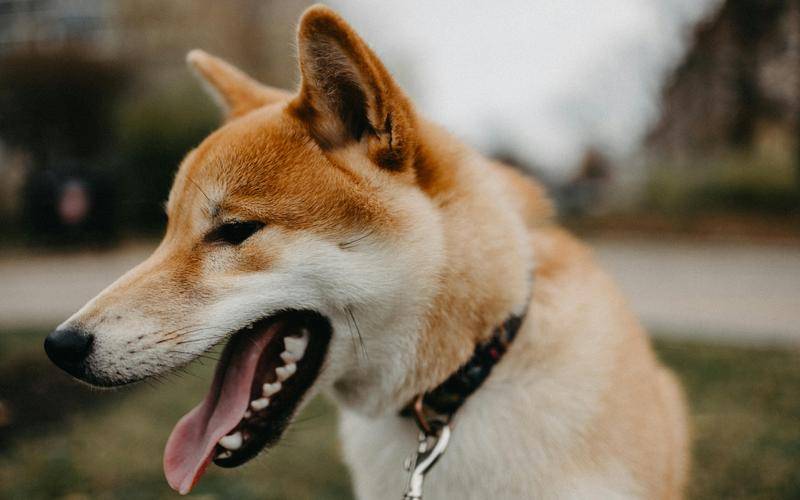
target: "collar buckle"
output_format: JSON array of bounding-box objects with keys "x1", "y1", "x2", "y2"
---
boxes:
[{"x1": 410, "y1": 393, "x2": 446, "y2": 435}]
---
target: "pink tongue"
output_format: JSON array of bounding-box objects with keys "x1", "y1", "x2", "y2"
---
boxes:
[{"x1": 163, "y1": 323, "x2": 281, "y2": 495}]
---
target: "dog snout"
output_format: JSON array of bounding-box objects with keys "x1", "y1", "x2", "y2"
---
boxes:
[{"x1": 44, "y1": 327, "x2": 95, "y2": 377}]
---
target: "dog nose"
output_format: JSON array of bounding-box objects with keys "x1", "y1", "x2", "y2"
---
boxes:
[{"x1": 44, "y1": 327, "x2": 94, "y2": 376}]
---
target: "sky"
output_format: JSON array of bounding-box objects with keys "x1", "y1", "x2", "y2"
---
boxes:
[{"x1": 330, "y1": 0, "x2": 720, "y2": 179}]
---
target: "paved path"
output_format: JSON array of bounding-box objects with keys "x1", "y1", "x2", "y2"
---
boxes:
[
  {"x1": 0, "y1": 243, "x2": 156, "y2": 330},
  {"x1": 1, "y1": 239, "x2": 798, "y2": 345},
  {"x1": 589, "y1": 238, "x2": 800, "y2": 346}
]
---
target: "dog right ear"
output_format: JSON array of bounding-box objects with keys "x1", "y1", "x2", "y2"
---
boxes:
[
  {"x1": 187, "y1": 50, "x2": 289, "y2": 120},
  {"x1": 291, "y1": 5, "x2": 416, "y2": 171}
]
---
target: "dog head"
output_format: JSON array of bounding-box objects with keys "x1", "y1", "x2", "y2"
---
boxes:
[{"x1": 44, "y1": 5, "x2": 448, "y2": 494}]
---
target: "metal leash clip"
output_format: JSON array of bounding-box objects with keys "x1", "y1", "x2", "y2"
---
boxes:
[{"x1": 402, "y1": 396, "x2": 452, "y2": 500}]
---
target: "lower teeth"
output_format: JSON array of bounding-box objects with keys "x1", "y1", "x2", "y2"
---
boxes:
[
  {"x1": 218, "y1": 329, "x2": 311, "y2": 459},
  {"x1": 219, "y1": 431, "x2": 243, "y2": 450},
  {"x1": 251, "y1": 398, "x2": 269, "y2": 410}
]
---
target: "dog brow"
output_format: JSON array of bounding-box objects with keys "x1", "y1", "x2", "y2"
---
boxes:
[
  {"x1": 209, "y1": 203, "x2": 221, "y2": 219},
  {"x1": 186, "y1": 176, "x2": 221, "y2": 219}
]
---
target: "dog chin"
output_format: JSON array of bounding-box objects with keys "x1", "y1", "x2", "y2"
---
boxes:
[{"x1": 160, "y1": 309, "x2": 333, "y2": 495}]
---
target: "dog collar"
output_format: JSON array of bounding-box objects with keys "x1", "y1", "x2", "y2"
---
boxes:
[
  {"x1": 401, "y1": 308, "x2": 527, "y2": 430},
  {"x1": 400, "y1": 304, "x2": 528, "y2": 499}
]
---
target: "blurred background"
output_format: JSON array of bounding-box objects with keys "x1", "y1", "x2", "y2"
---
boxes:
[{"x1": 0, "y1": 0, "x2": 798, "y2": 498}]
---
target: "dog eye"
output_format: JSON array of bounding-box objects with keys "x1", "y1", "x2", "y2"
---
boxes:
[{"x1": 206, "y1": 221, "x2": 265, "y2": 245}]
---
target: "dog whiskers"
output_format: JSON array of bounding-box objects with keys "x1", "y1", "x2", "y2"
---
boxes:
[
  {"x1": 339, "y1": 229, "x2": 375, "y2": 250},
  {"x1": 186, "y1": 176, "x2": 216, "y2": 218},
  {"x1": 173, "y1": 333, "x2": 229, "y2": 345},
  {"x1": 344, "y1": 308, "x2": 359, "y2": 361},
  {"x1": 169, "y1": 350, "x2": 222, "y2": 362},
  {"x1": 155, "y1": 325, "x2": 224, "y2": 344},
  {"x1": 346, "y1": 306, "x2": 368, "y2": 361},
  {"x1": 154, "y1": 324, "x2": 205, "y2": 344}
]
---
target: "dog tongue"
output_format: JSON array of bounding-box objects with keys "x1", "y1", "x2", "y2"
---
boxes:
[{"x1": 163, "y1": 323, "x2": 280, "y2": 495}]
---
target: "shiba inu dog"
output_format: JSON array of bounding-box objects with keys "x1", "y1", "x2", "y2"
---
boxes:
[{"x1": 44, "y1": 5, "x2": 689, "y2": 499}]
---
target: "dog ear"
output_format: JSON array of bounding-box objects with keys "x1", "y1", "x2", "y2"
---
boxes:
[
  {"x1": 291, "y1": 5, "x2": 416, "y2": 171},
  {"x1": 187, "y1": 50, "x2": 290, "y2": 120}
]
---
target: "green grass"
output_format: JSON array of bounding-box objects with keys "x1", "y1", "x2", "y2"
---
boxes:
[
  {"x1": 655, "y1": 339, "x2": 800, "y2": 499},
  {"x1": 1, "y1": 331, "x2": 798, "y2": 499}
]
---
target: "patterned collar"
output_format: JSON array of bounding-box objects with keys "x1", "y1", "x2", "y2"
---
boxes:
[{"x1": 401, "y1": 305, "x2": 528, "y2": 431}]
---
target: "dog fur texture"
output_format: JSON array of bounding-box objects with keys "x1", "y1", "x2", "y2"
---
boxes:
[{"x1": 59, "y1": 5, "x2": 689, "y2": 499}]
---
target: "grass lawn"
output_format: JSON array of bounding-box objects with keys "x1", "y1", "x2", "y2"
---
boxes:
[
  {"x1": 1, "y1": 329, "x2": 798, "y2": 499},
  {"x1": 657, "y1": 339, "x2": 800, "y2": 499}
]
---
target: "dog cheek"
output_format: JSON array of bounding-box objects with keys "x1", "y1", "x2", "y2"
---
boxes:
[{"x1": 236, "y1": 244, "x2": 277, "y2": 274}]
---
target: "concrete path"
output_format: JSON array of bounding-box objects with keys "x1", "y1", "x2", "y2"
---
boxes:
[
  {"x1": 1, "y1": 238, "x2": 798, "y2": 346},
  {"x1": 0, "y1": 243, "x2": 157, "y2": 330},
  {"x1": 588, "y1": 238, "x2": 800, "y2": 346}
]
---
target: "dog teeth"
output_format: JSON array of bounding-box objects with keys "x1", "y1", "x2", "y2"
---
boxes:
[
  {"x1": 238, "y1": 332, "x2": 306, "y2": 418},
  {"x1": 284, "y1": 333, "x2": 308, "y2": 358},
  {"x1": 263, "y1": 382, "x2": 282, "y2": 397},
  {"x1": 276, "y1": 363, "x2": 296, "y2": 381},
  {"x1": 216, "y1": 450, "x2": 233, "y2": 459},
  {"x1": 280, "y1": 350, "x2": 300, "y2": 363},
  {"x1": 219, "y1": 432, "x2": 242, "y2": 450},
  {"x1": 250, "y1": 398, "x2": 270, "y2": 411}
]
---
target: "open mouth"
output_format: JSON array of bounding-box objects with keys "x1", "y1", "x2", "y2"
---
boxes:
[{"x1": 163, "y1": 310, "x2": 332, "y2": 494}]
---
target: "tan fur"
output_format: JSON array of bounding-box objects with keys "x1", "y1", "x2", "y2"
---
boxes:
[
  {"x1": 60, "y1": 5, "x2": 689, "y2": 498},
  {"x1": 187, "y1": 50, "x2": 291, "y2": 119},
  {"x1": 526, "y1": 227, "x2": 690, "y2": 498}
]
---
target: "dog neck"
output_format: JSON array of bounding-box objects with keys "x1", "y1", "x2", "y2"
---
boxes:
[
  {"x1": 327, "y1": 120, "x2": 538, "y2": 416},
  {"x1": 402, "y1": 300, "x2": 529, "y2": 430},
  {"x1": 395, "y1": 120, "x2": 535, "y2": 408}
]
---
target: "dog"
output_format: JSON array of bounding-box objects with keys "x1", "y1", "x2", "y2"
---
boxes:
[{"x1": 44, "y1": 5, "x2": 689, "y2": 498}]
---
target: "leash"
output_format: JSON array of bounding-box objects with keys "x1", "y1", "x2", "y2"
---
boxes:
[{"x1": 400, "y1": 308, "x2": 528, "y2": 499}]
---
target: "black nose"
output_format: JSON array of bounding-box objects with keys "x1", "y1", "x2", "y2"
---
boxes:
[{"x1": 44, "y1": 327, "x2": 94, "y2": 376}]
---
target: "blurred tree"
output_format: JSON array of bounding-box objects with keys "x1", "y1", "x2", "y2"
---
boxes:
[
  {"x1": 0, "y1": 51, "x2": 128, "y2": 165},
  {"x1": 646, "y1": 0, "x2": 800, "y2": 212},
  {"x1": 115, "y1": 87, "x2": 216, "y2": 234},
  {"x1": 647, "y1": 0, "x2": 800, "y2": 159}
]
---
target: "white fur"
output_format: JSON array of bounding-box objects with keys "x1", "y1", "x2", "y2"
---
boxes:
[{"x1": 339, "y1": 283, "x2": 644, "y2": 500}]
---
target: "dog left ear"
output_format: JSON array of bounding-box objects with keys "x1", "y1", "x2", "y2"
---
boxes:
[
  {"x1": 187, "y1": 49, "x2": 290, "y2": 120},
  {"x1": 291, "y1": 5, "x2": 416, "y2": 171}
]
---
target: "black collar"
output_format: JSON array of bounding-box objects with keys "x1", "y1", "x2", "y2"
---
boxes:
[{"x1": 401, "y1": 305, "x2": 528, "y2": 432}]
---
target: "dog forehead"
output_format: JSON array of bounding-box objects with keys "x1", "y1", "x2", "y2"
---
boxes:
[
  {"x1": 170, "y1": 107, "x2": 385, "y2": 228},
  {"x1": 193, "y1": 109, "x2": 321, "y2": 189}
]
